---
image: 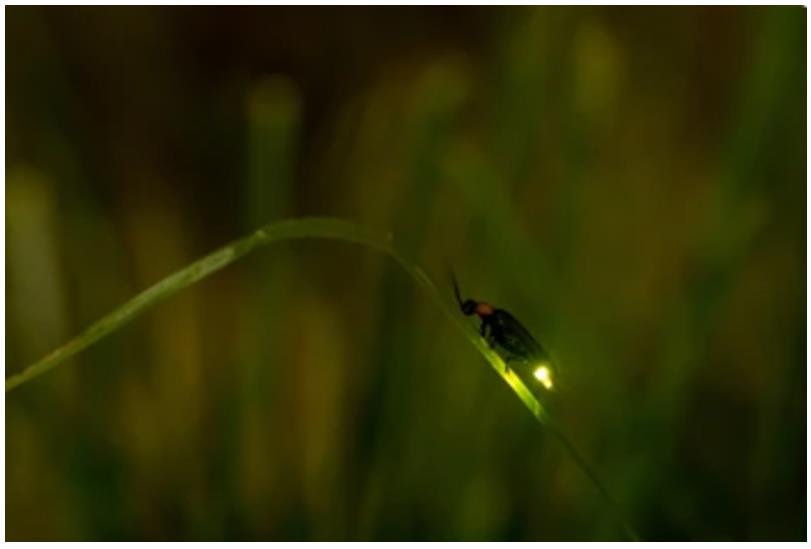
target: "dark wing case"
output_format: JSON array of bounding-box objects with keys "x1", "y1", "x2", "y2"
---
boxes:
[{"x1": 491, "y1": 309, "x2": 547, "y2": 362}]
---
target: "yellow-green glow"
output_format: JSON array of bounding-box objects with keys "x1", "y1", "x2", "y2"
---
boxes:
[{"x1": 533, "y1": 364, "x2": 554, "y2": 390}]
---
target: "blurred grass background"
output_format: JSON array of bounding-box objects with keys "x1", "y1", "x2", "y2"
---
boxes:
[{"x1": 5, "y1": 5, "x2": 806, "y2": 541}]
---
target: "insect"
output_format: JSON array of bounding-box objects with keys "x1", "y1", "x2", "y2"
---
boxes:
[{"x1": 453, "y1": 275, "x2": 556, "y2": 390}]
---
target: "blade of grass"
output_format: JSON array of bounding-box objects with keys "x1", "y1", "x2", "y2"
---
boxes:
[{"x1": 5, "y1": 216, "x2": 638, "y2": 540}]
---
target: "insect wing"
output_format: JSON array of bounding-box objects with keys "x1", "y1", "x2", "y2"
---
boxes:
[{"x1": 491, "y1": 309, "x2": 546, "y2": 362}]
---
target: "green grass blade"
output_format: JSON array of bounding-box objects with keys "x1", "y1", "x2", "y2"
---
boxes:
[{"x1": 5, "y1": 216, "x2": 638, "y2": 540}]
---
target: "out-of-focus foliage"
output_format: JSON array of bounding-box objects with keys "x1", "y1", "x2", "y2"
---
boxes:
[{"x1": 6, "y1": 6, "x2": 805, "y2": 541}]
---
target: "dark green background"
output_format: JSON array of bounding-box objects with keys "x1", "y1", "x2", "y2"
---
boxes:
[{"x1": 6, "y1": 6, "x2": 806, "y2": 541}]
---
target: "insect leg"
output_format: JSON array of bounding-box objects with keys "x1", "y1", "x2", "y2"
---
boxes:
[
  {"x1": 503, "y1": 355, "x2": 527, "y2": 373},
  {"x1": 480, "y1": 321, "x2": 496, "y2": 347}
]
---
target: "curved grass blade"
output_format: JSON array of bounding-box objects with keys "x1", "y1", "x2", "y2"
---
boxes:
[{"x1": 5, "y1": 216, "x2": 638, "y2": 540}]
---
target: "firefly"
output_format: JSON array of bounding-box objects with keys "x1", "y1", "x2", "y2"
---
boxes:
[{"x1": 453, "y1": 275, "x2": 556, "y2": 389}]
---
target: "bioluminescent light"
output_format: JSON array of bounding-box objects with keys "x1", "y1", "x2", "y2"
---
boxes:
[{"x1": 533, "y1": 364, "x2": 554, "y2": 390}]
